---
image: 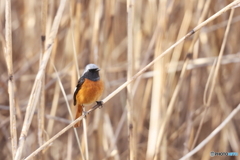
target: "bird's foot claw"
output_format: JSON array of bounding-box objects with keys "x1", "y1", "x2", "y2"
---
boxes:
[
  {"x1": 83, "y1": 111, "x2": 88, "y2": 118},
  {"x1": 96, "y1": 101, "x2": 103, "y2": 109}
]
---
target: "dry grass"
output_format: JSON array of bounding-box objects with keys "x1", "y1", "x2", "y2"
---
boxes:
[{"x1": 1, "y1": 0, "x2": 240, "y2": 160}]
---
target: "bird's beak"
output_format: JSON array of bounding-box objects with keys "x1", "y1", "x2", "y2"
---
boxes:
[{"x1": 96, "y1": 68, "x2": 100, "y2": 71}]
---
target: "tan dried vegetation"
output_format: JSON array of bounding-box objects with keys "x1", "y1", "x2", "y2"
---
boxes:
[{"x1": 1, "y1": 0, "x2": 240, "y2": 160}]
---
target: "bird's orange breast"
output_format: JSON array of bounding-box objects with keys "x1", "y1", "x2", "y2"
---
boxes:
[{"x1": 76, "y1": 78, "x2": 104, "y2": 106}]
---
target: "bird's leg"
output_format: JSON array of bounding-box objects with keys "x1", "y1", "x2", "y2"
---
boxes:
[
  {"x1": 82, "y1": 106, "x2": 88, "y2": 118},
  {"x1": 83, "y1": 111, "x2": 88, "y2": 118},
  {"x1": 96, "y1": 100, "x2": 103, "y2": 109}
]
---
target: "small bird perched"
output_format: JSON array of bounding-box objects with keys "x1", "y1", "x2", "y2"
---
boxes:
[{"x1": 73, "y1": 64, "x2": 104, "y2": 127}]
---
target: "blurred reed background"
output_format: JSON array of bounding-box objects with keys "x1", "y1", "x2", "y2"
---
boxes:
[{"x1": 1, "y1": 0, "x2": 240, "y2": 160}]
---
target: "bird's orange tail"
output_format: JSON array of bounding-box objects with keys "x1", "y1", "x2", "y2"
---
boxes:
[{"x1": 74, "y1": 104, "x2": 82, "y2": 128}]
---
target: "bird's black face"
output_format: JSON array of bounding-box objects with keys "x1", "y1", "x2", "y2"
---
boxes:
[{"x1": 84, "y1": 68, "x2": 100, "y2": 81}]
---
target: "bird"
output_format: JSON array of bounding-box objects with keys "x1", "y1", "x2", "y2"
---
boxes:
[{"x1": 73, "y1": 64, "x2": 104, "y2": 128}]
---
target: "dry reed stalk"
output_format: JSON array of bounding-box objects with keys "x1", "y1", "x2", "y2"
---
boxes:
[
  {"x1": 81, "y1": 72, "x2": 88, "y2": 158},
  {"x1": 204, "y1": 14, "x2": 240, "y2": 33},
  {"x1": 25, "y1": 114, "x2": 86, "y2": 160},
  {"x1": 167, "y1": 52, "x2": 240, "y2": 72},
  {"x1": 131, "y1": 18, "x2": 159, "y2": 94},
  {"x1": 41, "y1": 0, "x2": 48, "y2": 47},
  {"x1": 46, "y1": 40, "x2": 60, "y2": 136},
  {"x1": 201, "y1": 138, "x2": 215, "y2": 160},
  {"x1": 188, "y1": 0, "x2": 211, "y2": 53},
  {"x1": 66, "y1": 2, "x2": 78, "y2": 160},
  {"x1": 216, "y1": 86, "x2": 240, "y2": 152},
  {"x1": 103, "y1": 113, "x2": 120, "y2": 160},
  {"x1": 168, "y1": 0, "x2": 193, "y2": 86},
  {"x1": 168, "y1": 104, "x2": 215, "y2": 140},
  {"x1": 138, "y1": 78, "x2": 152, "y2": 133},
  {"x1": 187, "y1": 0, "x2": 211, "y2": 152},
  {"x1": 90, "y1": 2, "x2": 108, "y2": 157},
  {"x1": 102, "y1": 0, "x2": 240, "y2": 105},
  {"x1": 21, "y1": 1, "x2": 240, "y2": 159},
  {"x1": 98, "y1": 104, "x2": 126, "y2": 158},
  {"x1": 146, "y1": 0, "x2": 167, "y2": 159},
  {"x1": 90, "y1": 0, "x2": 99, "y2": 63},
  {"x1": 81, "y1": 1, "x2": 104, "y2": 159},
  {"x1": 130, "y1": 5, "x2": 163, "y2": 149},
  {"x1": 188, "y1": 59, "x2": 217, "y2": 156},
  {"x1": 46, "y1": 83, "x2": 60, "y2": 135},
  {"x1": 45, "y1": 115, "x2": 71, "y2": 124},
  {"x1": 203, "y1": 8, "x2": 235, "y2": 106},
  {"x1": 128, "y1": 10, "x2": 163, "y2": 154},
  {"x1": 37, "y1": 1, "x2": 48, "y2": 157},
  {"x1": 14, "y1": 0, "x2": 67, "y2": 159},
  {"x1": 82, "y1": 118, "x2": 89, "y2": 160},
  {"x1": 4, "y1": 0, "x2": 17, "y2": 158},
  {"x1": 147, "y1": 30, "x2": 163, "y2": 160},
  {"x1": 195, "y1": 9, "x2": 235, "y2": 153},
  {"x1": 190, "y1": 60, "x2": 216, "y2": 151},
  {"x1": 154, "y1": 55, "x2": 191, "y2": 160},
  {"x1": 66, "y1": 130, "x2": 73, "y2": 160},
  {"x1": 191, "y1": 5, "x2": 234, "y2": 149},
  {"x1": 70, "y1": 0, "x2": 80, "y2": 77},
  {"x1": 127, "y1": 0, "x2": 136, "y2": 159},
  {"x1": 37, "y1": 83, "x2": 45, "y2": 159},
  {"x1": 180, "y1": 103, "x2": 240, "y2": 160},
  {"x1": 52, "y1": 63, "x2": 84, "y2": 159},
  {"x1": 114, "y1": 108, "x2": 127, "y2": 144},
  {"x1": 15, "y1": 40, "x2": 51, "y2": 158},
  {"x1": 132, "y1": 1, "x2": 142, "y2": 70},
  {"x1": 68, "y1": 72, "x2": 79, "y2": 158}
]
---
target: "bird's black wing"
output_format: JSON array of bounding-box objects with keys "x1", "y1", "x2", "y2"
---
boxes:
[{"x1": 73, "y1": 76, "x2": 85, "y2": 105}]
